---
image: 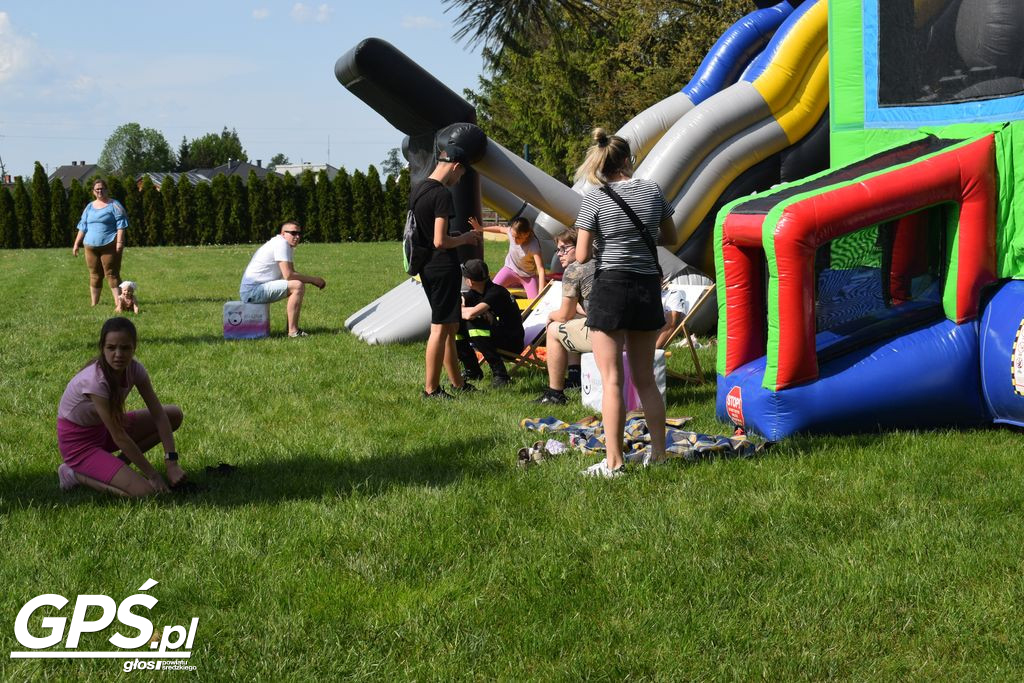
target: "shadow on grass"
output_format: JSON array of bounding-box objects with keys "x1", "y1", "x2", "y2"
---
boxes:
[{"x1": 2, "y1": 436, "x2": 505, "y2": 512}]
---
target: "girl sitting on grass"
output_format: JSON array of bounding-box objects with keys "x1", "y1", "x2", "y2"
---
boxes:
[
  {"x1": 468, "y1": 215, "x2": 546, "y2": 299},
  {"x1": 56, "y1": 317, "x2": 186, "y2": 497}
]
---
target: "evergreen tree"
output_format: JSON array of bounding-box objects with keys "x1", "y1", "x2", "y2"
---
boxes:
[
  {"x1": 160, "y1": 177, "x2": 179, "y2": 245},
  {"x1": 385, "y1": 173, "x2": 401, "y2": 240},
  {"x1": 122, "y1": 178, "x2": 144, "y2": 246},
  {"x1": 227, "y1": 176, "x2": 249, "y2": 244},
  {"x1": 279, "y1": 173, "x2": 300, "y2": 226},
  {"x1": 140, "y1": 176, "x2": 163, "y2": 246},
  {"x1": 365, "y1": 165, "x2": 388, "y2": 241},
  {"x1": 176, "y1": 175, "x2": 196, "y2": 245},
  {"x1": 12, "y1": 177, "x2": 33, "y2": 248},
  {"x1": 300, "y1": 170, "x2": 319, "y2": 241},
  {"x1": 193, "y1": 181, "x2": 215, "y2": 244},
  {"x1": 264, "y1": 173, "x2": 282, "y2": 231},
  {"x1": 30, "y1": 163, "x2": 52, "y2": 247},
  {"x1": 0, "y1": 188, "x2": 17, "y2": 249},
  {"x1": 176, "y1": 137, "x2": 192, "y2": 172},
  {"x1": 316, "y1": 170, "x2": 338, "y2": 242},
  {"x1": 333, "y1": 169, "x2": 353, "y2": 241},
  {"x1": 107, "y1": 175, "x2": 128, "y2": 206},
  {"x1": 248, "y1": 172, "x2": 271, "y2": 243},
  {"x1": 49, "y1": 179, "x2": 70, "y2": 248},
  {"x1": 210, "y1": 175, "x2": 230, "y2": 244},
  {"x1": 67, "y1": 179, "x2": 91, "y2": 244},
  {"x1": 349, "y1": 169, "x2": 368, "y2": 242},
  {"x1": 381, "y1": 148, "x2": 405, "y2": 178}
]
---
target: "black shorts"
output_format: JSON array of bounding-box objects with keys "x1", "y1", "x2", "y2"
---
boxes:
[
  {"x1": 586, "y1": 270, "x2": 665, "y2": 332},
  {"x1": 420, "y1": 263, "x2": 462, "y2": 325}
]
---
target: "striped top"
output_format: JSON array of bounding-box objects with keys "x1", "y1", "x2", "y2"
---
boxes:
[{"x1": 576, "y1": 178, "x2": 672, "y2": 276}]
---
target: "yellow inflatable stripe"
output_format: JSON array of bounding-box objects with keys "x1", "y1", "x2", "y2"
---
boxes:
[
  {"x1": 751, "y1": 0, "x2": 829, "y2": 111},
  {"x1": 776, "y1": 47, "x2": 829, "y2": 142}
]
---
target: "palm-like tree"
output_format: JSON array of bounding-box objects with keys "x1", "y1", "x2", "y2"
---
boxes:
[{"x1": 442, "y1": 0, "x2": 613, "y2": 55}]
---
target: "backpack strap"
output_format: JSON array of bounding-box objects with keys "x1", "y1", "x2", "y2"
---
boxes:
[{"x1": 598, "y1": 184, "x2": 662, "y2": 277}]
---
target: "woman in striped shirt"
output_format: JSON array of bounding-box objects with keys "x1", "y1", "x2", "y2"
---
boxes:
[{"x1": 575, "y1": 128, "x2": 677, "y2": 478}]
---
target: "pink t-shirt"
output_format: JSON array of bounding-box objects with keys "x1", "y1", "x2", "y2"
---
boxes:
[
  {"x1": 504, "y1": 227, "x2": 541, "y2": 278},
  {"x1": 57, "y1": 359, "x2": 149, "y2": 426}
]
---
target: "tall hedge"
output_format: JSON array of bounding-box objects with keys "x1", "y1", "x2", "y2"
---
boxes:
[{"x1": 2, "y1": 163, "x2": 412, "y2": 248}]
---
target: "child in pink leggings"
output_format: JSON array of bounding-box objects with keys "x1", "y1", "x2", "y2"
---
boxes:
[
  {"x1": 56, "y1": 317, "x2": 186, "y2": 497},
  {"x1": 469, "y1": 216, "x2": 546, "y2": 299}
]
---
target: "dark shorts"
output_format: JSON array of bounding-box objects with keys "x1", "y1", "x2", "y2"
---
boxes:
[
  {"x1": 586, "y1": 270, "x2": 665, "y2": 332},
  {"x1": 420, "y1": 263, "x2": 462, "y2": 325}
]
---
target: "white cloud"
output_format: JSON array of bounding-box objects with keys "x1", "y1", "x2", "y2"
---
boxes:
[
  {"x1": 252, "y1": 8, "x2": 270, "y2": 20},
  {"x1": 0, "y1": 12, "x2": 33, "y2": 84},
  {"x1": 402, "y1": 15, "x2": 442, "y2": 30},
  {"x1": 291, "y1": 3, "x2": 331, "y2": 24}
]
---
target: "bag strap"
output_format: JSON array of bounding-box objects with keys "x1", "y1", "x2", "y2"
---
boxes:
[{"x1": 599, "y1": 184, "x2": 662, "y2": 277}]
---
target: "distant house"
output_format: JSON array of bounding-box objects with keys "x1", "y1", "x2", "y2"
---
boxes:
[
  {"x1": 195, "y1": 159, "x2": 280, "y2": 185},
  {"x1": 49, "y1": 161, "x2": 101, "y2": 189},
  {"x1": 273, "y1": 162, "x2": 339, "y2": 181},
  {"x1": 135, "y1": 171, "x2": 211, "y2": 190}
]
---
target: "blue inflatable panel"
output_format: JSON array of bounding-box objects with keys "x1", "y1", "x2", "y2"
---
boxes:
[
  {"x1": 682, "y1": 1, "x2": 793, "y2": 105},
  {"x1": 717, "y1": 319, "x2": 989, "y2": 440},
  {"x1": 980, "y1": 280, "x2": 1024, "y2": 427}
]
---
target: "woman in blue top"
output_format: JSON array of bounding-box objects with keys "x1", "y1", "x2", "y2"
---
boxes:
[{"x1": 71, "y1": 178, "x2": 129, "y2": 310}]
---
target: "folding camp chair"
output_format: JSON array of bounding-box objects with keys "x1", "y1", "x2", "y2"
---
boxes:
[
  {"x1": 660, "y1": 283, "x2": 715, "y2": 383},
  {"x1": 496, "y1": 280, "x2": 563, "y2": 375}
]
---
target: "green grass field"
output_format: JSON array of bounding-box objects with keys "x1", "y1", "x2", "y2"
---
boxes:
[{"x1": 2, "y1": 243, "x2": 1023, "y2": 680}]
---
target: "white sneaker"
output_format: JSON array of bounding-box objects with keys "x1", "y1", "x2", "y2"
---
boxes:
[
  {"x1": 581, "y1": 460, "x2": 626, "y2": 478},
  {"x1": 57, "y1": 464, "x2": 78, "y2": 491}
]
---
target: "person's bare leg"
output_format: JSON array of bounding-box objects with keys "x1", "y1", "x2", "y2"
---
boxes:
[
  {"x1": 90, "y1": 286, "x2": 102, "y2": 306},
  {"x1": 592, "y1": 330, "x2": 626, "y2": 469},
  {"x1": 425, "y1": 323, "x2": 446, "y2": 393},
  {"x1": 626, "y1": 330, "x2": 666, "y2": 461},
  {"x1": 545, "y1": 323, "x2": 568, "y2": 391},
  {"x1": 285, "y1": 280, "x2": 306, "y2": 335},
  {"x1": 122, "y1": 406, "x2": 186, "y2": 485},
  {"x1": 75, "y1": 467, "x2": 156, "y2": 498},
  {"x1": 442, "y1": 324, "x2": 465, "y2": 388}
]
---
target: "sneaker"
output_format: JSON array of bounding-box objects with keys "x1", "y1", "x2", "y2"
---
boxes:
[
  {"x1": 491, "y1": 375, "x2": 511, "y2": 388},
  {"x1": 453, "y1": 382, "x2": 477, "y2": 393},
  {"x1": 461, "y1": 369, "x2": 484, "y2": 381},
  {"x1": 422, "y1": 388, "x2": 454, "y2": 400},
  {"x1": 58, "y1": 464, "x2": 78, "y2": 491},
  {"x1": 581, "y1": 460, "x2": 626, "y2": 478},
  {"x1": 288, "y1": 330, "x2": 309, "y2": 338},
  {"x1": 532, "y1": 389, "x2": 567, "y2": 405}
]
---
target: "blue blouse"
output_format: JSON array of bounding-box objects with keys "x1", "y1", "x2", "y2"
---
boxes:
[{"x1": 76, "y1": 201, "x2": 128, "y2": 247}]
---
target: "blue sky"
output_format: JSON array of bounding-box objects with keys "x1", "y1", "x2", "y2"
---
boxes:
[{"x1": 0, "y1": 1, "x2": 485, "y2": 178}]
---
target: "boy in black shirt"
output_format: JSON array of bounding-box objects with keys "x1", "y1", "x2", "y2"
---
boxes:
[{"x1": 456, "y1": 259, "x2": 525, "y2": 387}]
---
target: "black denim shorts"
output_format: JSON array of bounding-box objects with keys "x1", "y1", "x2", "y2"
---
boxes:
[{"x1": 586, "y1": 270, "x2": 665, "y2": 332}]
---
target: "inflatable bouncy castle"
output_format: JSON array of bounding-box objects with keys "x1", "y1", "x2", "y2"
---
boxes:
[{"x1": 715, "y1": 0, "x2": 1024, "y2": 439}]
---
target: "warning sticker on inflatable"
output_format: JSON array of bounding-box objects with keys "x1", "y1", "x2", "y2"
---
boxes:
[
  {"x1": 726, "y1": 386, "x2": 744, "y2": 426},
  {"x1": 1014, "y1": 319, "x2": 1024, "y2": 396}
]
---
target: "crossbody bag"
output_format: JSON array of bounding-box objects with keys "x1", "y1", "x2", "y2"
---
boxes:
[{"x1": 598, "y1": 184, "x2": 663, "y2": 279}]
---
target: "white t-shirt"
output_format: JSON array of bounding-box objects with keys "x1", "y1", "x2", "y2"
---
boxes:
[{"x1": 240, "y1": 235, "x2": 293, "y2": 296}]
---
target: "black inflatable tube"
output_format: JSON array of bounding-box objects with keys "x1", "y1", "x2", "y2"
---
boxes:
[{"x1": 335, "y1": 37, "x2": 476, "y2": 136}]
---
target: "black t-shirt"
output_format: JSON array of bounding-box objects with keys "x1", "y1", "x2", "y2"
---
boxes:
[
  {"x1": 464, "y1": 281, "x2": 525, "y2": 347},
  {"x1": 410, "y1": 179, "x2": 458, "y2": 270}
]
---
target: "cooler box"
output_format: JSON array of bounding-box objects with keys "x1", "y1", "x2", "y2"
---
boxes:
[
  {"x1": 581, "y1": 350, "x2": 666, "y2": 413},
  {"x1": 223, "y1": 301, "x2": 270, "y2": 339}
]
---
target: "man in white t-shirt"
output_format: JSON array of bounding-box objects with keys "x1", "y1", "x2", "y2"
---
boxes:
[{"x1": 239, "y1": 220, "x2": 326, "y2": 337}]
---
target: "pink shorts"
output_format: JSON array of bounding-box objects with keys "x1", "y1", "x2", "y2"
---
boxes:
[{"x1": 56, "y1": 414, "x2": 139, "y2": 484}]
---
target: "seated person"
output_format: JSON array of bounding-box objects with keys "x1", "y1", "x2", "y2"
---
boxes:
[
  {"x1": 533, "y1": 228, "x2": 596, "y2": 405},
  {"x1": 116, "y1": 280, "x2": 140, "y2": 314},
  {"x1": 456, "y1": 259, "x2": 525, "y2": 388},
  {"x1": 239, "y1": 220, "x2": 326, "y2": 338}
]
